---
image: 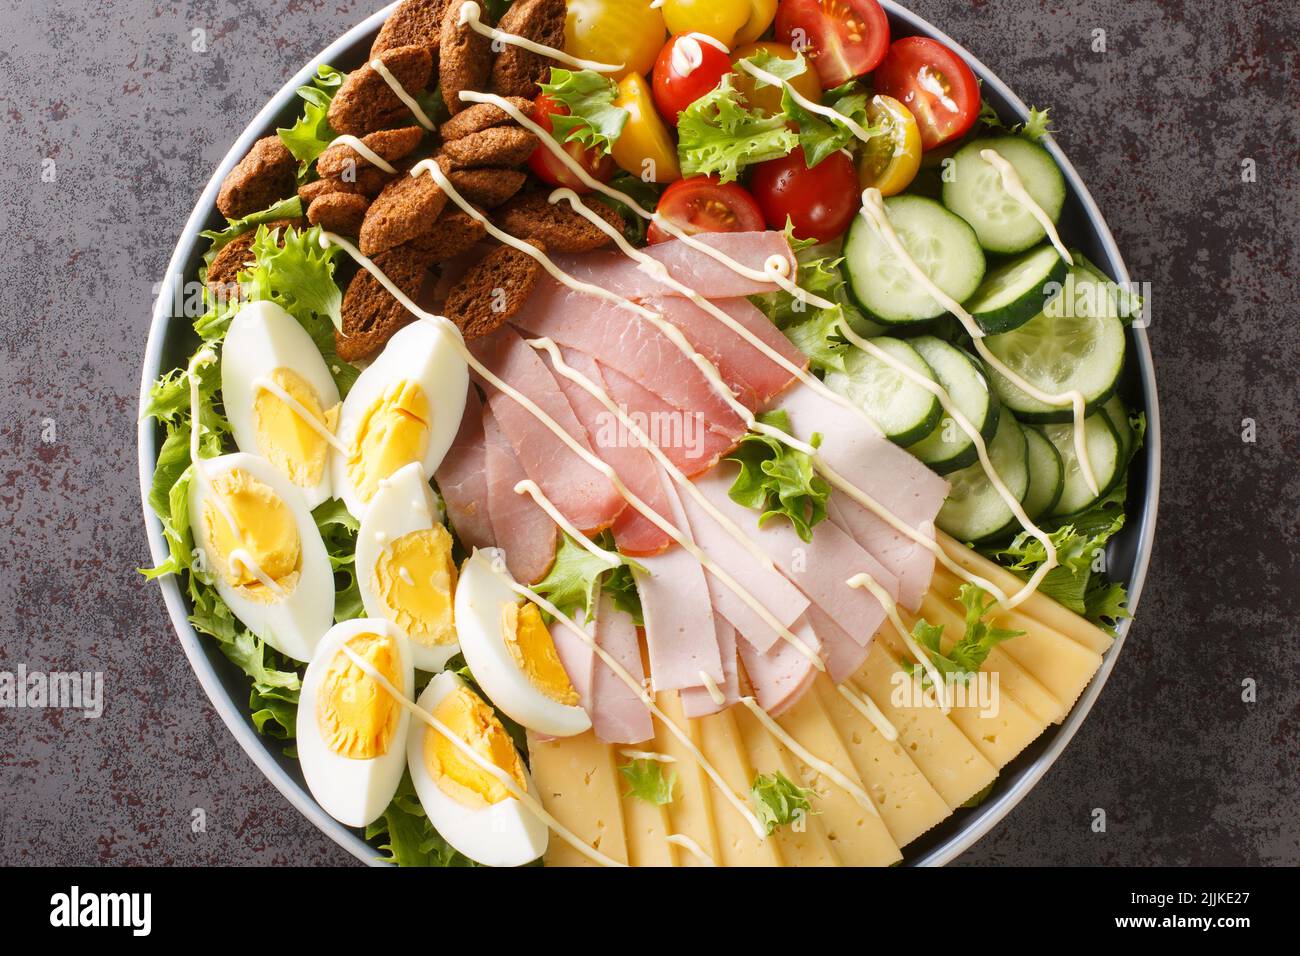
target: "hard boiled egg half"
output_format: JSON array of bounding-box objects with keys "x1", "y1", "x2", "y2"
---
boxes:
[
  {"x1": 188, "y1": 451, "x2": 334, "y2": 662},
  {"x1": 222, "y1": 300, "x2": 341, "y2": 509},
  {"x1": 297, "y1": 619, "x2": 414, "y2": 828},
  {"x1": 455, "y1": 548, "x2": 591, "y2": 737},
  {"x1": 333, "y1": 320, "x2": 468, "y2": 521},
  {"x1": 408, "y1": 671, "x2": 548, "y2": 866},
  {"x1": 356, "y1": 461, "x2": 460, "y2": 672}
]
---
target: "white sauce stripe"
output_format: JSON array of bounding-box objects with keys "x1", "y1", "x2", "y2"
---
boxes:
[
  {"x1": 736, "y1": 58, "x2": 875, "y2": 143},
  {"x1": 251, "y1": 375, "x2": 347, "y2": 453},
  {"x1": 979, "y1": 148, "x2": 1073, "y2": 265},
  {"x1": 835, "y1": 682, "x2": 898, "y2": 742},
  {"x1": 324, "y1": 135, "x2": 397, "y2": 175},
  {"x1": 456, "y1": 1, "x2": 622, "y2": 73},
  {"x1": 619, "y1": 749, "x2": 677, "y2": 763},
  {"x1": 666, "y1": 833, "x2": 718, "y2": 866},
  {"x1": 513, "y1": 478, "x2": 620, "y2": 566},
  {"x1": 846, "y1": 572, "x2": 950, "y2": 714},
  {"x1": 368, "y1": 58, "x2": 437, "y2": 130}
]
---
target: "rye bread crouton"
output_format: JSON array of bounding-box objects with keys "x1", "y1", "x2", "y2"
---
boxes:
[
  {"x1": 447, "y1": 167, "x2": 527, "y2": 208},
  {"x1": 371, "y1": 0, "x2": 449, "y2": 59},
  {"x1": 204, "y1": 218, "x2": 301, "y2": 301},
  {"x1": 337, "y1": 246, "x2": 432, "y2": 362},
  {"x1": 443, "y1": 241, "x2": 546, "y2": 339},
  {"x1": 216, "y1": 137, "x2": 297, "y2": 220},
  {"x1": 439, "y1": 97, "x2": 533, "y2": 141},
  {"x1": 439, "y1": 0, "x2": 493, "y2": 115},
  {"x1": 489, "y1": 0, "x2": 567, "y2": 98},
  {"x1": 307, "y1": 192, "x2": 371, "y2": 235},
  {"x1": 328, "y1": 45, "x2": 434, "y2": 137},
  {"x1": 359, "y1": 172, "x2": 449, "y2": 256},
  {"x1": 404, "y1": 207, "x2": 488, "y2": 263},
  {"x1": 496, "y1": 190, "x2": 624, "y2": 252},
  {"x1": 316, "y1": 126, "x2": 425, "y2": 179},
  {"x1": 440, "y1": 126, "x2": 538, "y2": 168}
]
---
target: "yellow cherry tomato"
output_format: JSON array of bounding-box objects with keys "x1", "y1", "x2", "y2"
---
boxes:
[
  {"x1": 662, "y1": 0, "x2": 751, "y2": 47},
  {"x1": 733, "y1": 0, "x2": 779, "y2": 47},
  {"x1": 611, "y1": 72, "x2": 682, "y2": 182},
  {"x1": 857, "y1": 94, "x2": 922, "y2": 196},
  {"x1": 731, "y1": 41, "x2": 822, "y2": 116},
  {"x1": 565, "y1": 0, "x2": 666, "y2": 79}
]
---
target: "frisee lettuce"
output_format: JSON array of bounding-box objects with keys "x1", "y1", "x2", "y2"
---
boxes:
[
  {"x1": 619, "y1": 759, "x2": 677, "y2": 806},
  {"x1": 277, "y1": 64, "x2": 345, "y2": 173},
  {"x1": 538, "y1": 68, "x2": 627, "y2": 155},
  {"x1": 750, "y1": 771, "x2": 814, "y2": 834},
  {"x1": 903, "y1": 584, "x2": 1024, "y2": 684},
  {"x1": 532, "y1": 531, "x2": 644, "y2": 624},
  {"x1": 977, "y1": 98, "x2": 1056, "y2": 143},
  {"x1": 198, "y1": 195, "x2": 304, "y2": 275},
  {"x1": 366, "y1": 773, "x2": 479, "y2": 867},
  {"x1": 676, "y1": 73, "x2": 798, "y2": 183},
  {"x1": 727, "y1": 408, "x2": 830, "y2": 542}
]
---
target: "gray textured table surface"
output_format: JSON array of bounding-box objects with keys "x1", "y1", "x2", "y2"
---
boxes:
[{"x1": 1, "y1": 0, "x2": 1295, "y2": 866}]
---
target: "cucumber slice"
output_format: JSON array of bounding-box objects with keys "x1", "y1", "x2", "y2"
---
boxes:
[
  {"x1": 981, "y1": 266, "x2": 1126, "y2": 423},
  {"x1": 1100, "y1": 393, "x2": 1134, "y2": 463},
  {"x1": 936, "y1": 412, "x2": 1029, "y2": 542},
  {"x1": 906, "y1": 335, "x2": 999, "y2": 474},
  {"x1": 1041, "y1": 413, "x2": 1121, "y2": 517},
  {"x1": 824, "y1": 336, "x2": 943, "y2": 447},
  {"x1": 963, "y1": 245, "x2": 1069, "y2": 334},
  {"x1": 942, "y1": 136, "x2": 1067, "y2": 254},
  {"x1": 1021, "y1": 424, "x2": 1064, "y2": 519},
  {"x1": 842, "y1": 195, "x2": 986, "y2": 325}
]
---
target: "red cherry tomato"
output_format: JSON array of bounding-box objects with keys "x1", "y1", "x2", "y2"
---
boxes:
[
  {"x1": 646, "y1": 176, "x2": 766, "y2": 244},
  {"x1": 748, "y1": 150, "x2": 859, "y2": 242},
  {"x1": 774, "y1": 0, "x2": 890, "y2": 89},
  {"x1": 652, "y1": 34, "x2": 733, "y2": 125},
  {"x1": 527, "y1": 93, "x2": 617, "y2": 193},
  {"x1": 872, "y1": 36, "x2": 980, "y2": 151}
]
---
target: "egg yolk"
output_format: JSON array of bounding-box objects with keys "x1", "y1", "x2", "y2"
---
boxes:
[
  {"x1": 425, "y1": 685, "x2": 527, "y2": 808},
  {"x1": 501, "y1": 602, "x2": 579, "y2": 706},
  {"x1": 203, "y1": 468, "x2": 301, "y2": 599},
  {"x1": 372, "y1": 526, "x2": 458, "y2": 649},
  {"x1": 317, "y1": 632, "x2": 402, "y2": 760},
  {"x1": 346, "y1": 379, "x2": 430, "y2": 504},
  {"x1": 254, "y1": 367, "x2": 339, "y2": 490}
]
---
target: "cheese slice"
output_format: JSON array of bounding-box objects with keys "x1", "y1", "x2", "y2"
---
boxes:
[
  {"x1": 614, "y1": 751, "x2": 678, "y2": 867},
  {"x1": 697, "y1": 709, "x2": 784, "y2": 866},
  {"x1": 932, "y1": 568, "x2": 1105, "y2": 714},
  {"x1": 851, "y1": 640, "x2": 996, "y2": 809},
  {"x1": 527, "y1": 730, "x2": 628, "y2": 867},
  {"x1": 936, "y1": 532, "x2": 1115, "y2": 655},
  {"x1": 652, "y1": 692, "x2": 722, "y2": 866},
  {"x1": 733, "y1": 701, "x2": 841, "y2": 866},
  {"x1": 814, "y1": 677, "x2": 951, "y2": 849},
  {"x1": 776, "y1": 690, "x2": 903, "y2": 866}
]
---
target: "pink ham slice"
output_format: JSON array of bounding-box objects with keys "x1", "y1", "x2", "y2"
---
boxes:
[
  {"x1": 509, "y1": 277, "x2": 747, "y2": 440},
  {"x1": 549, "y1": 611, "x2": 594, "y2": 710},
  {"x1": 471, "y1": 326, "x2": 625, "y2": 535},
  {"x1": 737, "y1": 615, "x2": 822, "y2": 717},
  {"x1": 552, "y1": 230, "x2": 795, "y2": 300},
  {"x1": 680, "y1": 618, "x2": 741, "y2": 719},
  {"x1": 827, "y1": 494, "x2": 937, "y2": 612},
  {"x1": 806, "y1": 605, "x2": 871, "y2": 685},
  {"x1": 434, "y1": 385, "x2": 495, "y2": 551},
  {"x1": 590, "y1": 591, "x2": 654, "y2": 744},
  {"x1": 545, "y1": 348, "x2": 672, "y2": 556},
  {"x1": 482, "y1": 407, "x2": 556, "y2": 584}
]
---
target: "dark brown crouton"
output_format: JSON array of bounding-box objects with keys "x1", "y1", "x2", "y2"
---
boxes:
[
  {"x1": 204, "y1": 219, "x2": 301, "y2": 300},
  {"x1": 443, "y1": 241, "x2": 545, "y2": 339},
  {"x1": 300, "y1": 161, "x2": 403, "y2": 203},
  {"x1": 404, "y1": 207, "x2": 488, "y2": 263},
  {"x1": 307, "y1": 193, "x2": 371, "y2": 235},
  {"x1": 316, "y1": 126, "x2": 425, "y2": 179},
  {"x1": 496, "y1": 190, "x2": 623, "y2": 252},
  {"x1": 489, "y1": 0, "x2": 567, "y2": 98},
  {"x1": 337, "y1": 246, "x2": 433, "y2": 362},
  {"x1": 440, "y1": 126, "x2": 538, "y2": 168},
  {"x1": 328, "y1": 46, "x2": 434, "y2": 137},
  {"x1": 371, "y1": 0, "x2": 450, "y2": 59},
  {"x1": 359, "y1": 173, "x2": 449, "y2": 256},
  {"x1": 439, "y1": 97, "x2": 533, "y2": 141},
  {"x1": 216, "y1": 137, "x2": 297, "y2": 220},
  {"x1": 439, "y1": 0, "x2": 492, "y2": 115},
  {"x1": 447, "y1": 167, "x2": 528, "y2": 208}
]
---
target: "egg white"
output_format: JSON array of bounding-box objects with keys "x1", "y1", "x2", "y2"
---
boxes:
[
  {"x1": 356, "y1": 461, "x2": 460, "y2": 672},
  {"x1": 455, "y1": 548, "x2": 592, "y2": 738},
  {"x1": 188, "y1": 451, "x2": 334, "y2": 663},
  {"x1": 332, "y1": 320, "x2": 469, "y2": 521},
  {"x1": 221, "y1": 300, "x2": 341, "y2": 508},
  {"x1": 407, "y1": 671, "x2": 549, "y2": 867},
  {"x1": 297, "y1": 618, "x2": 414, "y2": 828}
]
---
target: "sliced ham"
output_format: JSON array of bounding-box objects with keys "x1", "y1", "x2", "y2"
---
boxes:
[
  {"x1": 471, "y1": 326, "x2": 625, "y2": 535},
  {"x1": 552, "y1": 230, "x2": 795, "y2": 300},
  {"x1": 434, "y1": 385, "x2": 495, "y2": 551},
  {"x1": 737, "y1": 615, "x2": 821, "y2": 717},
  {"x1": 549, "y1": 610, "x2": 594, "y2": 709},
  {"x1": 828, "y1": 494, "x2": 937, "y2": 612},
  {"x1": 482, "y1": 407, "x2": 556, "y2": 584},
  {"x1": 806, "y1": 605, "x2": 871, "y2": 685},
  {"x1": 680, "y1": 618, "x2": 741, "y2": 719},
  {"x1": 590, "y1": 591, "x2": 653, "y2": 744}
]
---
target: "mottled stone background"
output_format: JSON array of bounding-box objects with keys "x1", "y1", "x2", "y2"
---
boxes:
[{"x1": 0, "y1": 0, "x2": 1295, "y2": 866}]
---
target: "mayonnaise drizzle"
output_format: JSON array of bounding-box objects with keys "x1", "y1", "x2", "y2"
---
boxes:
[
  {"x1": 513, "y1": 478, "x2": 620, "y2": 566},
  {"x1": 978, "y1": 148, "x2": 1073, "y2": 266},
  {"x1": 250, "y1": 375, "x2": 347, "y2": 454},
  {"x1": 456, "y1": 1, "x2": 622, "y2": 73},
  {"x1": 835, "y1": 683, "x2": 898, "y2": 742},
  {"x1": 735, "y1": 58, "x2": 876, "y2": 142},
  {"x1": 323, "y1": 134, "x2": 397, "y2": 175},
  {"x1": 846, "y1": 572, "x2": 950, "y2": 714},
  {"x1": 698, "y1": 670, "x2": 727, "y2": 706},
  {"x1": 670, "y1": 33, "x2": 729, "y2": 77},
  {"x1": 619, "y1": 749, "x2": 676, "y2": 763},
  {"x1": 666, "y1": 833, "x2": 718, "y2": 866},
  {"x1": 368, "y1": 58, "x2": 437, "y2": 130},
  {"x1": 339, "y1": 645, "x2": 624, "y2": 867}
]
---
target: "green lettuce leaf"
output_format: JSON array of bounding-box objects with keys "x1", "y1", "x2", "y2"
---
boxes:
[
  {"x1": 619, "y1": 758, "x2": 677, "y2": 806},
  {"x1": 904, "y1": 584, "x2": 1024, "y2": 683},
  {"x1": 531, "y1": 532, "x2": 613, "y2": 623},
  {"x1": 977, "y1": 98, "x2": 1056, "y2": 143},
  {"x1": 276, "y1": 64, "x2": 345, "y2": 173},
  {"x1": 603, "y1": 173, "x2": 662, "y2": 247},
  {"x1": 366, "y1": 773, "x2": 479, "y2": 867},
  {"x1": 600, "y1": 561, "x2": 644, "y2": 627},
  {"x1": 727, "y1": 409, "x2": 830, "y2": 542},
  {"x1": 198, "y1": 195, "x2": 305, "y2": 274},
  {"x1": 244, "y1": 224, "x2": 344, "y2": 333},
  {"x1": 750, "y1": 771, "x2": 814, "y2": 834},
  {"x1": 539, "y1": 68, "x2": 627, "y2": 154},
  {"x1": 677, "y1": 73, "x2": 799, "y2": 183}
]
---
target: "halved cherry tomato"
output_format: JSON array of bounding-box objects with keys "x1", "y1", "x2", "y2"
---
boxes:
[
  {"x1": 652, "y1": 33, "x2": 733, "y2": 125},
  {"x1": 662, "y1": 0, "x2": 752, "y2": 47},
  {"x1": 748, "y1": 149, "x2": 858, "y2": 242},
  {"x1": 646, "y1": 176, "x2": 765, "y2": 244},
  {"x1": 565, "y1": 0, "x2": 666, "y2": 79},
  {"x1": 528, "y1": 93, "x2": 617, "y2": 193},
  {"x1": 732, "y1": 41, "x2": 822, "y2": 116},
  {"x1": 872, "y1": 36, "x2": 980, "y2": 151},
  {"x1": 774, "y1": 0, "x2": 890, "y2": 89},
  {"x1": 612, "y1": 72, "x2": 682, "y2": 182},
  {"x1": 856, "y1": 94, "x2": 921, "y2": 195}
]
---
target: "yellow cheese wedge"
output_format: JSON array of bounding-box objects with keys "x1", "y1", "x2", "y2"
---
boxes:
[
  {"x1": 652, "y1": 693, "x2": 722, "y2": 866},
  {"x1": 851, "y1": 641, "x2": 997, "y2": 809},
  {"x1": 613, "y1": 750, "x2": 678, "y2": 867},
  {"x1": 775, "y1": 690, "x2": 903, "y2": 866},
  {"x1": 814, "y1": 677, "x2": 952, "y2": 849},
  {"x1": 696, "y1": 709, "x2": 784, "y2": 866},
  {"x1": 527, "y1": 730, "x2": 628, "y2": 867}
]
